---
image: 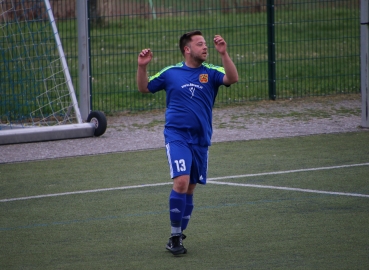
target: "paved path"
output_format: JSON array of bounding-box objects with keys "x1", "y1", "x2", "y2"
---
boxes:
[{"x1": 0, "y1": 94, "x2": 367, "y2": 164}]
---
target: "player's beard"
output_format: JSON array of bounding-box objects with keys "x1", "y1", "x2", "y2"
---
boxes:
[{"x1": 190, "y1": 50, "x2": 207, "y2": 65}]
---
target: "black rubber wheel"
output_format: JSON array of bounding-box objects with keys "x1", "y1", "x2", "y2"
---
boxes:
[{"x1": 87, "y1": 111, "x2": 107, "y2": 137}]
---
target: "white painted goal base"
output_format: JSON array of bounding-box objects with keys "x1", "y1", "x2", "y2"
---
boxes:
[{"x1": 0, "y1": 123, "x2": 95, "y2": 145}]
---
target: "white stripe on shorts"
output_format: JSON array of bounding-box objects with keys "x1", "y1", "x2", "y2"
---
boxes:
[{"x1": 166, "y1": 143, "x2": 174, "y2": 178}]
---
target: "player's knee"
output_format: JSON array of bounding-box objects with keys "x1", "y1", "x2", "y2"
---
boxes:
[{"x1": 173, "y1": 175, "x2": 190, "y2": 193}]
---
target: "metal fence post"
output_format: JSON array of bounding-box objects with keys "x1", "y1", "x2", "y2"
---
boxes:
[
  {"x1": 77, "y1": 0, "x2": 91, "y2": 121},
  {"x1": 267, "y1": 0, "x2": 276, "y2": 100},
  {"x1": 361, "y1": 0, "x2": 369, "y2": 128}
]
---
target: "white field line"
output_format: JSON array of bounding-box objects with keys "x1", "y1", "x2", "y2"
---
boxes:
[
  {"x1": 208, "y1": 181, "x2": 369, "y2": 198},
  {"x1": 1, "y1": 163, "x2": 368, "y2": 203},
  {"x1": 208, "y1": 163, "x2": 369, "y2": 181},
  {"x1": 0, "y1": 182, "x2": 172, "y2": 202}
]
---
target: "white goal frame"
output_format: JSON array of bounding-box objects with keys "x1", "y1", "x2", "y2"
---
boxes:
[{"x1": 0, "y1": 0, "x2": 101, "y2": 145}]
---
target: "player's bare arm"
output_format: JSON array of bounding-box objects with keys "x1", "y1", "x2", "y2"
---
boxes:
[
  {"x1": 137, "y1": 48, "x2": 153, "y2": 93},
  {"x1": 213, "y1": 35, "x2": 239, "y2": 85}
]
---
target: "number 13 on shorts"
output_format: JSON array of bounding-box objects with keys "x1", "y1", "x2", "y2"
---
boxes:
[
  {"x1": 165, "y1": 141, "x2": 208, "y2": 184},
  {"x1": 166, "y1": 142, "x2": 192, "y2": 178},
  {"x1": 174, "y1": 159, "x2": 186, "y2": 172}
]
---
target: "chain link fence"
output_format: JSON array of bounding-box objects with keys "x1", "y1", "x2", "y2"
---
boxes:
[{"x1": 3, "y1": 0, "x2": 360, "y2": 113}]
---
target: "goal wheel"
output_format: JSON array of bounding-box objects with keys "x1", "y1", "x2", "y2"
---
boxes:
[{"x1": 87, "y1": 111, "x2": 107, "y2": 137}]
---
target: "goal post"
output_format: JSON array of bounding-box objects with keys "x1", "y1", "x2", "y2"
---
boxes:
[
  {"x1": 361, "y1": 0, "x2": 369, "y2": 128},
  {"x1": 0, "y1": 0, "x2": 106, "y2": 145}
]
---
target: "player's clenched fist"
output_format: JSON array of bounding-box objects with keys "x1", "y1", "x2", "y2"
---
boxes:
[
  {"x1": 138, "y1": 48, "x2": 153, "y2": 66},
  {"x1": 213, "y1": 35, "x2": 227, "y2": 55}
]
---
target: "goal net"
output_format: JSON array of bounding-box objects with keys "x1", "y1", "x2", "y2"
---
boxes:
[{"x1": 0, "y1": 0, "x2": 104, "y2": 145}]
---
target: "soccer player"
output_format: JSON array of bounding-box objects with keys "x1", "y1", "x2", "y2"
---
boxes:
[{"x1": 136, "y1": 30, "x2": 238, "y2": 255}]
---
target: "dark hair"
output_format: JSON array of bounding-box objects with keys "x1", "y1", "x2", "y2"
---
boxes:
[{"x1": 179, "y1": 30, "x2": 203, "y2": 56}]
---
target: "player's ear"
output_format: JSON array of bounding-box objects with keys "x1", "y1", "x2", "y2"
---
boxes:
[{"x1": 184, "y1": 46, "x2": 190, "y2": 54}]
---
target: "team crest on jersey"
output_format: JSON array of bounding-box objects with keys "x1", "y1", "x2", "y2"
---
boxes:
[{"x1": 199, "y1": 74, "x2": 208, "y2": 83}]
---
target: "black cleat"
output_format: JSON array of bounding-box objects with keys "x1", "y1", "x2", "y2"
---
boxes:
[
  {"x1": 166, "y1": 234, "x2": 187, "y2": 255},
  {"x1": 166, "y1": 233, "x2": 186, "y2": 249}
]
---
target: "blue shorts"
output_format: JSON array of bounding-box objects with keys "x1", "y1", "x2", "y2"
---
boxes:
[{"x1": 165, "y1": 141, "x2": 209, "y2": 185}]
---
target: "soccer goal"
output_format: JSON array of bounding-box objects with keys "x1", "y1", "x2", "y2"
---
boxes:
[{"x1": 0, "y1": 0, "x2": 106, "y2": 145}]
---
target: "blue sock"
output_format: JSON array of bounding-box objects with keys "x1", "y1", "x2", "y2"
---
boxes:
[
  {"x1": 169, "y1": 189, "x2": 186, "y2": 235},
  {"x1": 181, "y1": 194, "x2": 194, "y2": 232}
]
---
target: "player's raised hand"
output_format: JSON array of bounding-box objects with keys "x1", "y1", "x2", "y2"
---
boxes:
[
  {"x1": 213, "y1": 35, "x2": 227, "y2": 55},
  {"x1": 138, "y1": 48, "x2": 153, "y2": 66}
]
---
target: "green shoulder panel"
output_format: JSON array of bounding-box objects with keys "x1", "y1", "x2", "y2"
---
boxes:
[
  {"x1": 148, "y1": 62, "x2": 225, "y2": 82},
  {"x1": 148, "y1": 62, "x2": 184, "y2": 81},
  {"x1": 202, "y1": 62, "x2": 225, "y2": 74}
]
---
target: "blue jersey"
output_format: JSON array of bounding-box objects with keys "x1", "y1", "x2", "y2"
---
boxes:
[{"x1": 148, "y1": 61, "x2": 226, "y2": 146}]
